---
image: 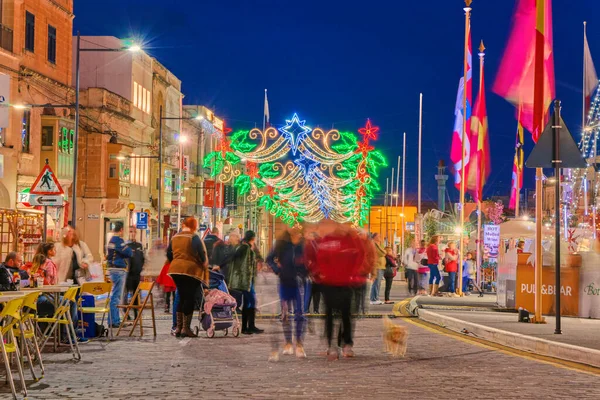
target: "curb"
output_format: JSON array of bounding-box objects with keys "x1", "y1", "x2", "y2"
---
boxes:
[{"x1": 418, "y1": 309, "x2": 600, "y2": 369}]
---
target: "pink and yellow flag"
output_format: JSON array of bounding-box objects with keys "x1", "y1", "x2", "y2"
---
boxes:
[{"x1": 492, "y1": 0, "x2": 555, "y2": 142}]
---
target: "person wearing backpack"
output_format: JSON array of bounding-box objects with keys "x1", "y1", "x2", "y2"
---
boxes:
[
  {"x1": 123, "y1": 234, "x2": 145, "y2": 319},
  {"x1": 383, "y1": 247, "x2": 397, "y2": 304},
  {"x1": 106, "y1": 222, "x2": 134, "y2": 328}
]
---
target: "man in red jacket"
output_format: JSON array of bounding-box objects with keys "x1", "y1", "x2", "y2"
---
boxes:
[{"x1": 306, "y1": 220, "x2": 369, "y2": 360}]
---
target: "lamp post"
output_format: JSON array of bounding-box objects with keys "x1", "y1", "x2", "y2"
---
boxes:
[
  {"x1": 72, "y1": 32, "x2": 140, "y2": 228},
  {"x1": 177, "y1": 135, "x2": 187, "y2": 231},
  {"x1": 156, "y1": 109, "x2": 204, "y2": 240}
]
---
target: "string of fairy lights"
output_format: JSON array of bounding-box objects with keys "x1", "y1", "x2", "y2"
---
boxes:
[{"x1": 203, "y1": 113, "x2": 387, "y2": 227}]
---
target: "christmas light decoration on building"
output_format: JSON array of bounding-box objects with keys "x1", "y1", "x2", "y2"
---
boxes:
[{"x1": 203, "y1": 114, "x2": 386, "y2": 226}]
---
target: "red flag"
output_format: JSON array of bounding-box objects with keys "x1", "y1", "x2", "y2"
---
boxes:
[
  {"x1": 467, "y1": 48, "x2": 490, "y2": 203},
  {"x1": 492, "y1": 0, "x2": 555, "y2": 142}
]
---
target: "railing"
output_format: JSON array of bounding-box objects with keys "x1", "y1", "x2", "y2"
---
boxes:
[{"x1": 0, "y1": 24, "x2": 13, "y2": 53}]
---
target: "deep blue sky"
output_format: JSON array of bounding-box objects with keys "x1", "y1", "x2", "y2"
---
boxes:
[{"x1": 74, "y1": 0, "x2": 598, "y2": 205}]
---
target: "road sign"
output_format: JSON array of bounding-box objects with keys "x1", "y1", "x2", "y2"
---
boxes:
[
  {"x1": 30, "y1": 164, "x2": 64, "y2": 195},
  {"x1": 18, "y1": 191, "x2": 30, "y2": 205},
  {"x1": 199, "y1": 224, "x2": 208, "y2": 231},
  {"x1": 136, "y1": 212, "x2": 148, "y2": 230},
  {"x1": 28, "y1": 195, "x2": 64, "y2": 206}
]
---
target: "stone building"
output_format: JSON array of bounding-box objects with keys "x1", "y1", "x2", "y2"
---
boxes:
[{"x1": 0, "y1": 0, "x2": 74, "y2": 260}]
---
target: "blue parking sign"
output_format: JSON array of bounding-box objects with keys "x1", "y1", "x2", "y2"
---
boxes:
[{"x1": 136, "y1": 212, "x2": 148, "y2": 230}]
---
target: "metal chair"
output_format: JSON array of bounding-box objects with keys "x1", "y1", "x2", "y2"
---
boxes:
[
  {"x1": 78, "y1": 282, "x2": 113, "y2": 341},
  {"x1": 36, "y1": 287, "x2": 81, "y2": 360},
  {"x1": 117, "y1": 281, "x2": 157, "y2": 337},
  {"x1": 0, "y1": 297, "x2": 27, "y2": 399}
]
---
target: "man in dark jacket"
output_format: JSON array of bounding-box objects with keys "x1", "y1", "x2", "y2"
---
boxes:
[
  {"x1": 210, "y1": 231, "x2": 240, "y2": 282},
  {"x1": 107, "y1": 222, "x2": 133, "y2": 327},
  {"x1": 123, "y1": 234, "x2": 145, "y2": 319},
  {"x1": 2, "y1": 252, "x2": 28, "y2": 281},
  {"x1": 0, "y1": 253, "x2": 19, "y2": 291},
  {"x1": 203, "y1": 227, "x2": 223, "y2": 262},
  {"x1": 266, "y1": 229, "x2": 306, "y2": 359}
]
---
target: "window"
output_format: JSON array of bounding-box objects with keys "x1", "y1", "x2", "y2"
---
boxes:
[
  {"x1": 25, "y1": 12, "x2": 35, "y2": 52},
  {"x1": 21, "y1": 110, "x2": 30, "y2": 153},
  {"x1": 41, "y1": 126, "x2": 54, "y2": 149},
  {"x1": 109, "y1": 163, "x2": 117, "y2": 179},
  {"x1": 58, "y1": 127, "x2": 74, "y2": 153},
  {"x1": 138, "y1": 84, "x2": 142, "y2": 109},
  {"x1": 146, "y1": 92, "x2": 151, "y2": 114},
  {"x1": 133, "y1": 82, "x2": 138, "y2": 106},
  {"x1": 142, "y1": 88, "x2": 146, "y2": 113},
  {"x1": 47, "y1": 25, "x2": 56, "y2": 64}
]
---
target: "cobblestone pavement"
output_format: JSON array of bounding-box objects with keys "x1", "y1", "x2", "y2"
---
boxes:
[{"x1": 6, "y1": 313, "x2": 600, "y2": 399}]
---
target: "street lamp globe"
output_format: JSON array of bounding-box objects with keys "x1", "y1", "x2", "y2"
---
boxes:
[
  {"x1": 180, "y1": 135, "x2": 188, "y2": 144},
  {"x1": 128, "y1": 44, "x2": 141, "y2": 52}
]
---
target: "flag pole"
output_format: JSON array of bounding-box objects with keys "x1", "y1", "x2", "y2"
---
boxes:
[
  {"x1": 584, "y1": 22, "x2": 589, "y2": 216},
  {"x1": 391, "y1": 167, "x2": 395, "y2": 246},
  {"x1": 418, "y1": 93, "x2": 423, "y2": 215},
  {"x1": 515, "y1": 110, "x2": 521, "y2": 218},
  {"x1": 458, "y1": 0, "x2": 472, "y2": 297},
  {"x1": 402, "y1": 132, "x2": 406, "y2": 258},
  {"x1": 396, "y1": 156, "x2": 401, "y2": 251},
  {"x1": 532, "y1": 0, "x2": 546, "y2": 324},
  {"x1": 476, "y1": 40, "x2": 485, "y2": 286}
]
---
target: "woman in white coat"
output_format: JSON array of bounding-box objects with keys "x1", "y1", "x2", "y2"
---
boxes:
[{"x1": 53, "y1": 227, "x2": 93, "y2": 284}]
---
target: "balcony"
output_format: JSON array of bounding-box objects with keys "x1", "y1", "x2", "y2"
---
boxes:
[{"x1": 0, "y1": 24, "x2": 13, "y2": 53}]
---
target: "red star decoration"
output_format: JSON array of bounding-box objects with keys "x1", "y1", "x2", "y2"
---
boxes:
[
  {"x1": 280, "y1": 199, "x2": 289, "y2": 205},
  {"x1": 354, "y1": 142, "x2": 374, "y2": 157},
  {"x1": 266, "y1": 186, "x2": 276, "y2": 198},
  {"x1": 358, "y1": 119, "x2": 380, "y2": 142},
  {"x1": 222, "y1": 121, "x2": 233, "y2": 136},
  {"x1": 292, "y1": 212, "x2": 299, "y2": 218},
  {"x1": 218, "y1": 138, "x2": 232, "y2": 157}
]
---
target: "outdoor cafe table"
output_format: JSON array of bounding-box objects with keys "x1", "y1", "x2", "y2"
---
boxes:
[
  {"x1": 0, "y1": 292, "x2": 27, "y2": 303},
  {"x1": 23, "y1": 285, "x2": 79, "y2": 350}
]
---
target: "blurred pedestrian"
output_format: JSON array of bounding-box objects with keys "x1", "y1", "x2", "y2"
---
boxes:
[
  {"x1": 383, "y1": 247, "x2": 398, "y2": 304},
  {"x1": 369, "y1": 233, "x2": 386, "y2": 305},
  {"x1": 167, "y1": 217, "x2": 209, "y2": 338},
  {"x1": 415, "y1": 240, "x2": 429, "y2": 296},
  {"x1": 54, "y1": 227, "x2": 93, "y2": 284},
  {"x1": 229, "y1": 230, "x2": 263, "y2": 334},
  {"x1": 157, "y1": 261, "x2": 177, "y2": 313},
  {"x1": 403, "y1": 239, "x2": 419, "y2": 296},
  {"x1": 306, "y1": 221, "x2": 369, "y2": 360},
  {"x1": 211, "y1": 231, "x2": 240, "y2": 282},
  {"x1": 443, "y1": 241, "x2": 459, "y2": 297},
  {"x1": 123, "y1": 234, "x2": 145, "y2": 319},
  {"x1": 204, "y1": 227, "x2": 223, "y2": 263},
  {"x1": 267, "y1": 228, "x2": 306, "y2": 360},
  {"x1": 426, "y1": 235, "x2": 441, "y2": 296},
  {"x1": 106, "y1": 222, "x2": 134, "y2": 327}
]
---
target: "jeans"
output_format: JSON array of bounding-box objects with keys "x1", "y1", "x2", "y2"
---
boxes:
[
  {"x1": 428, "y1": 264, "x2": 441, "y2": 284},
  {"x1": 447, "y1": 271, "x2": 457, "y2": 293},
  {"x1": 370, "y1": 269, "x2": 384, "y2": 302},
  {"x1": 384, "y1": 276, "x2": 394, "y2": 302},
  {"x1": 279, "y1": 284, "x2": 305, "y2": 344},
  {"x1": 303, "y1": 280, "x2": 312, "y2": 314},
  {"x1": 108, "y1": 268, "x2": 127, "y2": 326},
  {"x1": 171, "y1": 290, "x2": 180, "y2": 329},
  {"x1": 322, "y1": 285, "x2": 353, "y2": 348},
  {"x1": 406, "y1": 269, "x2": 418, "y2": 295},
  {"x1": 418, "y1": 272, "x2": 429, "y2": 290},
  {"x1": 462, "y1": 277, "x2": 472, "y2": 293}
]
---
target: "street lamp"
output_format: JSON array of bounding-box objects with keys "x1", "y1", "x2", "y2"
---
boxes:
[
  {"x1": 72, "y1": 32, "x2": 141, "y2": 228},
  {"x1": 177, "y1": 135, "x2": 188, "y2": 231},
  {"x1": 156, "y1": 107, "x2": 204, "y2": 241}
]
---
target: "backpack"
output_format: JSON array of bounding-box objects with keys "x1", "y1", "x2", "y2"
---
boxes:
[{"x1": 95, "y1": 323, "x2": 108, "y2": 338}]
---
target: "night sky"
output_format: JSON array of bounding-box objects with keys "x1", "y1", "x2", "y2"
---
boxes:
[{"x1": 74, "y1": 0, "x2": 598, "y2": 205}]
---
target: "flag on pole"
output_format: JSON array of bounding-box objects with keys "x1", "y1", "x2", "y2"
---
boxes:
[
  {"x1": 264, "y1": 89, "x2": 270, "y2": 128},
  {"x1": 467, "y1": 45, "x2": 490, "y2": 203},
  {"x1": 450, "y1": 25, "x2": 473, "y2": 189},
  {"x1": 492, "y1": 0, "x2": 555, "y2": 142},
  {"x1": 584, "y1": 26, "x2": 598, "y2": 116},
  {"x1": 509, "y1": 121, "x2": 525, "y2": 210}
]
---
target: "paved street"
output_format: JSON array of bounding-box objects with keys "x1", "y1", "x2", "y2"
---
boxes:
[
  {"x1": 13, "y1": 316, "x2": 600, "y2": 399},
  {"x1": 8, "y1": 276, "x2": 600, "y2": 399}
]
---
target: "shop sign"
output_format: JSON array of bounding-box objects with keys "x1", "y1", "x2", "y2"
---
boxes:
[
  {"x1": 520, "y1": 283, "x2": 573, "y2": 297},
  {"x1": 164, "y1": 169, "x2": 172, "y2": 193},
  {"x1": 183, "y1": 155, "x2": 190, "y2": 183},
  {"x1": 483, "y1": 224, "x2": 500, "y2": 259}
]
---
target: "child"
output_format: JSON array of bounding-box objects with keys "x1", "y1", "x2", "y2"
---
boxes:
[
  {"x1": 443, "y1": 241, "x2": 459, "y2": 297},
  {"x1": 462, "y1": 252, "x2": 483, "y2": 296},
  {"x1": 156, "y1": 261, "x2": 177, "y2": 313}
]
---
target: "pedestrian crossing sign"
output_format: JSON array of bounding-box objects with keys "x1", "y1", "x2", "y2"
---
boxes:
[{"x1": 30, "y1": 164, "x2": 64, "y2": 195}]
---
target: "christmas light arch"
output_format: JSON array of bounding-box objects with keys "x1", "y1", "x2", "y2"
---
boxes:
[{"x1": 203, "y1": 114, "x2": 387, "y2": 226}]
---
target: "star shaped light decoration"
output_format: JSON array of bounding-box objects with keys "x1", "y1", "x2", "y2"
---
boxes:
[
  {"x1": 278, "y1": 113, "x2": 312, "y2": 156},
  {"x1": 294, "y1": 155, "x2": 318, "y2": 177},
  {"x1": 358, "y1": 119, "x2": 380, "y2": 143}
]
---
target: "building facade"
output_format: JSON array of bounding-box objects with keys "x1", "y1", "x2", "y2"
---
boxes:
[{"x1": 0, "y1": 0, "x2": 74, "y2": 260}]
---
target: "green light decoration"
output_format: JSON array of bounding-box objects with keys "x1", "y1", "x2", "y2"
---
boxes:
[{"x1": 203, "y1": 114, "x2": 386, "y2": 226}]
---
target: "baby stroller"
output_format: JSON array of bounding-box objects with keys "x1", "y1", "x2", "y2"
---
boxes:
[{"x1": 195, "y1": 270, "x2": 240, "y2": 338}]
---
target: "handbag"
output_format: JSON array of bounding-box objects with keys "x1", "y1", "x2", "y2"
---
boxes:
[{"x1": 420, "y1": 258, "x2": 428, "y2": 266}]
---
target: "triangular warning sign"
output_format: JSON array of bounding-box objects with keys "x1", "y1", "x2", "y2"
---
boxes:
[
  {"x1": 30, "y1": 164, "x2": 64, "y2": 195},
  {"x1": 526, "y1": 116, "x2": 588, "y2": 169}
]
